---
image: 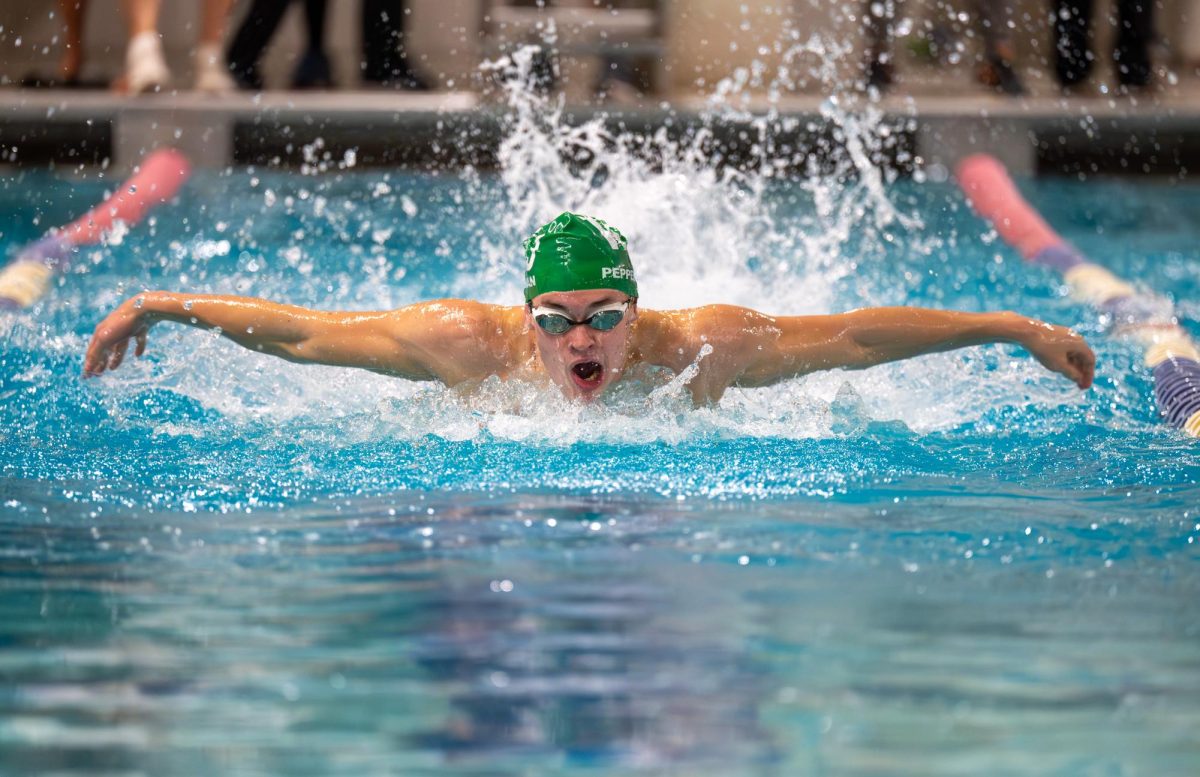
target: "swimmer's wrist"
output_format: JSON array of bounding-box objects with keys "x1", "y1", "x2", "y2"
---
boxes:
[
  {"x1": 125, "y1": 290, "x2": 182, "y2": 324},
  {"x1": 993, "y1": 311, "x2": 1042, "y2": 348}
]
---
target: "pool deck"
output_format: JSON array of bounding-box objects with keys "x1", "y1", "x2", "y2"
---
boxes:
[{"x1": 2, "y1": 72, "x2": 1199, "y2": 177}]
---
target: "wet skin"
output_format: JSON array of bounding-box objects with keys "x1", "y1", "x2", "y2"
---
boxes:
[
  {"x1": 85, "y1": 290, "x2": 1096, "y2": 406},
  {"x1": 525, "y1": 289, "x2": 639, "y2": 401}
]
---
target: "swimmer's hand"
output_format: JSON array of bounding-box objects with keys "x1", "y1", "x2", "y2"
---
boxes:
[
  {"x1": 1017, "y1": 317, "x2": 1095, "y2": 389},
  {"x1": 84, "y1": 296, "x2": 151, "y2": 376}
]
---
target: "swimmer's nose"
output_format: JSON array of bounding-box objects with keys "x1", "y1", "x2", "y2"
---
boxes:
[{"x1": 565, "y1": 323, "x2": 597, "y2": 350}]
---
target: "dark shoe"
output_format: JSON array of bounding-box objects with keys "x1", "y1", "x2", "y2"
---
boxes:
[
  {"x1": 978, "y1": 57, "x2": 1026, "y2": 96},
  {"x1": 1115, "y1": 60, "x2": 1151, "y2": 89},
  {"x1": 865, "y1": 60, "x2": 894, "y2": 93},
  {"x1": 232, "y1": 67, "x2": 262, "y2": 91},
  {"x1": 228, "y1": 59, "x2": 263, "y2": 91},
  {"x1": 292, "y1": 50, "x2": 333, "y2": 90}
]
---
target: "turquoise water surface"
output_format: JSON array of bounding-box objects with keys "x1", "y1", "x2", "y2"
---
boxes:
[{"x1": 2, "y1": 152, "x2": 1199, "y2": 776}]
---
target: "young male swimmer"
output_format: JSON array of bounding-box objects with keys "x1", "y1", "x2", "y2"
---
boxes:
[{"x1": 85, "y1": 212, "x2": 1095, "y2": 405}]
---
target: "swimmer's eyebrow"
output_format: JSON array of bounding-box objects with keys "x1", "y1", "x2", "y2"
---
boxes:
[{"x1": 537, "y1": 297, "x2": 624, "y2": 315}]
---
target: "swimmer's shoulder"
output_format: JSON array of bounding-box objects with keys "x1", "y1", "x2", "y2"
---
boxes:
[
  {"x1": 395, "y1": 299, "x2": 522, "y2": 330},
  {"x1": 632, "y1": 307, "x2": 708, "y2": 371},
  {"x1": 634, "y1": 305, "x2": 783, "y2": 388},
  {"x1": 637, "y1": 304, "x2": 776, "y2": 348},
  {"x1": 388, "y1": 299, "x2": 529, "y2": 382}
]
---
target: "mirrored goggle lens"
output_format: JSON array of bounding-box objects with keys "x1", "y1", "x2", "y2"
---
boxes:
[
  {"x1": 533, "y1": 304, "x2": 627, "y2": 334},
  {"x1": 535, "y1": 314, "x2": 574, "y2": 334},
  {"x1": 587, "y1": 309, "x2": 624, "y2": 331}
]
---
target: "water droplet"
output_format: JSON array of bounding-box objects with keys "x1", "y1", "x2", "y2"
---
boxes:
[{"x1": 182, "y1": 300, "x2": 194, "y2": 311}]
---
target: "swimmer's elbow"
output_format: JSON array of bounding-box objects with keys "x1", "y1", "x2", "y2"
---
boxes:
[
  {"x1": 269, "y1": 341, "x2": 308, "y2": 362},
  {"x1": 253, "y1": 334, "x2": 334, "y2": 364},
  {"x1": 841, "y1": 343, "x2": 887, "y2": 370},
  {"x1": 251, "y1": 338, "x2": 315, "y2": 365}
]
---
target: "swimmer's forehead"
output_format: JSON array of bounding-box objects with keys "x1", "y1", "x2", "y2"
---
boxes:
[{"x1": 532, "y1": 289, "x2": 629, "y2": 312}]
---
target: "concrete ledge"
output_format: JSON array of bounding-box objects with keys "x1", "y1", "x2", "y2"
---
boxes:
[{"x1": 0, "y1": 89, "x2": 1197, "y2": 179}]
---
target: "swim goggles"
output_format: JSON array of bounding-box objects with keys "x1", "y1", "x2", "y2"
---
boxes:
[{"x1": 530, "y1": 300, "x2": 631, "y2": 335}]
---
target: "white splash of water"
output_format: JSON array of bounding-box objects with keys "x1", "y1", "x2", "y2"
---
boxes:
[{"x1": 67, "y1": 33, "x2": 1096, "y2": 444}]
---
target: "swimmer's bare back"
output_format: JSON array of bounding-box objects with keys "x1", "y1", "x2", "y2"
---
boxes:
[{"x1": 85, "y1": 291, "x2": 1095, "y2": 405}]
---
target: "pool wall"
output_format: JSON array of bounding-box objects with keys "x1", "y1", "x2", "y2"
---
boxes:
[{"x1": 2, "y1": 90, "x2": 1200, "y2": 180}]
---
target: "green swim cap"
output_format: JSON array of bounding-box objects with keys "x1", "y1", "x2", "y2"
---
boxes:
[{"x1": 523, "y1": 212, "x2": 638, "y2": 303}]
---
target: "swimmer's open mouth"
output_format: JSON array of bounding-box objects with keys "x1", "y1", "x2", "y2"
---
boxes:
[{"x1": 571, "y1": 360, "x2": 604, "y2": 388}]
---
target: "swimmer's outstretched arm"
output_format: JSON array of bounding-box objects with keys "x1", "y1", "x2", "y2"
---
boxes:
[
  {"x1": 84, "y1": 291, "x2": 509, "y2": 383},
  {"x1": 686, "y1": 306, "x2": 1095, "y2": 396}
]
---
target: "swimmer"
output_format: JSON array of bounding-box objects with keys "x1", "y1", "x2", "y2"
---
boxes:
[{"x1": 85, "y1": 212, "x2": 1095, "y2": 405}]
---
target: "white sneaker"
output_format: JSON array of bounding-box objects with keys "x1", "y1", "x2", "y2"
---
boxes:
[
  {"x1": 194, "y1": 43, "x2": 235, "y2": 93},
  {"x1": 125, "y1": 31, "x2": 170, "y2": 93}
]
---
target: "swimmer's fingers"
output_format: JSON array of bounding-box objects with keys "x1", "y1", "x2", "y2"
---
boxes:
[
  {"x1": 84, "y1": 332, "x2": 111, "y2": 376},
  {"x1": 1047, "y1": 343, "x2": 1094, "y2": 390},
  {"x1": 134, "y1": 325, "x2": 148, "y2": 357},
  {"x1": 84, "y1": 325, "x2": 123, "y2": 377},
  {"x1": 1026, "y1": 327, "x2": 1095, "y2": 390},
  {"x1": 1069, "y1": 345, "x2": 1096, "y2": 390},
  {"x1": 107, "y1": 338, "x2": 129, "y2": 371},
  {"x1": 84, "y1": 302, "x2": 146, "y2": 377}
]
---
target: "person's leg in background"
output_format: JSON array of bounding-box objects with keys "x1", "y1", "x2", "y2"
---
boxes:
[
  {"x1": 1113, "y1": 0, "x2": 1154, "y2": 88},
  {"x1": 120, "y1": 0, "x2": 170, "y2": 93},
  {"x1": 1052, "y1": 0, "x2": 1094, "y2": 88},
  {"x1": 292, "y1": 0, "x2": 332, "y2": 88},
  {"x1": 226, "y1": 0, "x2": 293, "y2": 90},
  {"x1": 196, "y1": 0, "x2": 238, "y2": 91},
  {"x1": 361, "y1": 0, "x2": 428, "y2": 89},
  {"x1": 21, "y1": 0, "x2": 96, "y2": 88},
  {"x1": 975, "y1": 0, "x2": 1025, "y2": 94},
  {"x1": 59, "y1": 0, "x2": 89, "y2": 83}
]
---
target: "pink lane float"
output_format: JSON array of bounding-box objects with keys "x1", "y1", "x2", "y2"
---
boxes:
[
  {"x1": 957, "y1": 153, "x2": 1200, "y2": 437},
  {"x1": 0, "y1": 147, "x2": 191, "y2": 310}
]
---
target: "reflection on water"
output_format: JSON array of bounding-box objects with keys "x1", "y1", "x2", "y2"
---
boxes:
[{"x1": 1, "y1": 492, "x2": 1197, "y2": 775}]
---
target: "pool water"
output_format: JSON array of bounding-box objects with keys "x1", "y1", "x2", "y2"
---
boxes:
[{"x1": 2, "y1": 94, "x2": 1200, "y2": 774}]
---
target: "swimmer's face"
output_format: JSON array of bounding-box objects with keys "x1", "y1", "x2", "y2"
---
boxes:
[{"x1": 526, "y1": 289, "x2": 638, "y2": 401}]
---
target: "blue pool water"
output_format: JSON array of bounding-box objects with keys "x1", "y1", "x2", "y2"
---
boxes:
[{"x1": 2, "y1": 116, "x2": 1200, "y2": 774}]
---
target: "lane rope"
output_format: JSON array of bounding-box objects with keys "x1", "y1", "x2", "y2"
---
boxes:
[
  {"x1": 956, "y1": 153, "x2": 1200, "y2": 436},
  {"x1": 0, "y1": 147, "x2": 192, "y2": 310}
]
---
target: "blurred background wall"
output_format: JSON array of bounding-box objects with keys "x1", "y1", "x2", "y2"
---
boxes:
[{"x1": 0, "y1": 0, "x2": 1196, "y2": 96}]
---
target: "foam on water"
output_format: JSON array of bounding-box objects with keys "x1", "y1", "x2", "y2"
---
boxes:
[
  {"x1": 38, "y1": 40, "x2": 1093, "y2": 445},
  {"x1": 2, "y1": 35, "x2": 1195, "y2": 475}
]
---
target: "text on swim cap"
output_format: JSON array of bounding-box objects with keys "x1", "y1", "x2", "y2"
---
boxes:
[{"x1": 601, "y1": 267, "x2": 635, "y2": 280}]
